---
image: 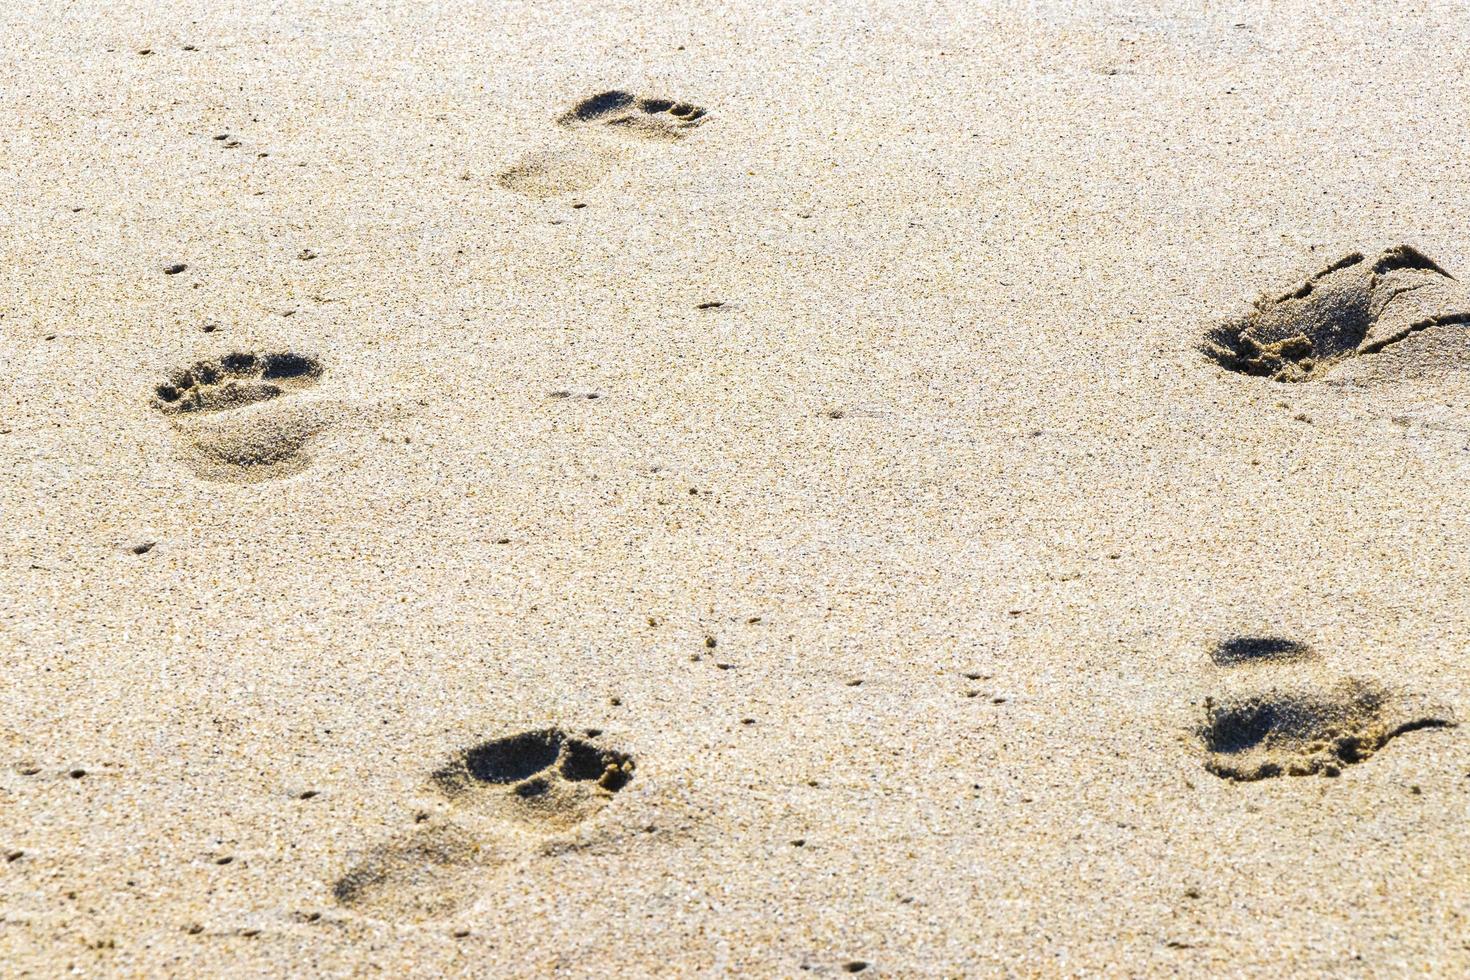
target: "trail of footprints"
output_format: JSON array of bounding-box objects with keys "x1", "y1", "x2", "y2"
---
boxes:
[
  {"x1": 1190, "y1": 245, "x2": 1469, "y2": 775},
  {"x1": 132, "y1": 88, "x2": 1467, "y2": 933},
  {"x1": 498, "y1": 89, "x2": 710, "y2": 198},
  {"x1": 333, "y1": 729, "x2": 634, "y2": 922},
  {"x1": 1197, "y1": 636, "x2": 1454, "y2": 781}
]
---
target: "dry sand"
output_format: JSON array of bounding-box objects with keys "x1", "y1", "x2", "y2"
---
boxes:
[{"x1": 4, "y1": 0, "x2": 1470, "y2": 975}]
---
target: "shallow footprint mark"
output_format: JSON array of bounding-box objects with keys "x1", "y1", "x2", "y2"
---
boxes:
[
  {"x1": 332, "y1": 823, "x2": 490, "y2": 922},
  {"x1": 1199, "y1": 678, "x2": 1453, "y2": 781},
  {"x1": 557, "y1": 89, "x2": 708, "y2": 139},
  {"x1": 1210, "y1": 635, "x2": 1315, "y2": 667}
]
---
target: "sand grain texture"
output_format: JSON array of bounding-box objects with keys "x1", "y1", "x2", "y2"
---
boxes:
[{"x1": 3, "y1": 0, "x2": 1470, "y2": 976}]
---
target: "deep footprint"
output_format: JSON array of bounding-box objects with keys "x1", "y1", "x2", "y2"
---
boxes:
[
  {"x1": 498, "y1": 90, "x2": 710, "y2": 198},
  {"x1": 1203, "y1": 245, "x2": 1470, "y2": 382},
  {"x1": 432, "y1": 728, "x2": 635, "y2": 828},
  {"x1": 331, "y1": 730, "x2": 635, "y2": 921},
  {"x1": 152, "y1": 351, "x2": 327, "y2": 482},
  {"x1": 1199, "y1": 678, "x2": 1453, "y2": 781}
]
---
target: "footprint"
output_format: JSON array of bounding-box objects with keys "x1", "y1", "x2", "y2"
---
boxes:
[
  {"x1": 152, "y1": 351, "x2": 328, "y2": 482},
  {"x1": 1196, "y1": 636, "x2": 1453, "y2": 781},
  {"x1": 1200, "y1": 679, "x2": 1452, "y2": 781},
  {"x1": 497, "y1": 90, "x2": 709, "y2": 199},
  {"x1": 331, "y1": 824, "x2": 493, "y2": 922},
  {"x1": 1203, "y1": 245, "x2": 1470, "y2": 382},
  {"x1": 432, "y1": 727, "x2": 635, "y2": 831},
  {"x1": 331, "y1": 729, "x2": 635, "y2": 922}
]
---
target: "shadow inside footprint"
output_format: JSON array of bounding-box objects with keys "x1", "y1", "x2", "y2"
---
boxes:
[
  {"x1": 498, "y1": 90, "x2": 709, "y2": 198},
  {"x1": 1199, "y1": 678, "x2": 1453, "y2": 781},
  {"x1": 153, "y1": 351, "x2": 329, "y2": 482},
  {"x1": 1203, "y1": 245, "x2": 1470, "y2": 382},
  {"x1": 1210, "y1": 636, "x2": 1315, "y2": 667},
  {"x1": 433, "y1": 728, "x2": 635, "y2": 828}
]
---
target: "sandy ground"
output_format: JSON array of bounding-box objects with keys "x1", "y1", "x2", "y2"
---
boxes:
[{"x1": 4, "y1": 0, "x2": 1470, "y2": 975}]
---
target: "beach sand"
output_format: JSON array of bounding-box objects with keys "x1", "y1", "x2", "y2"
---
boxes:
[{"x1": 4, "y1": 0, "x2": 1470, "y2": 974}]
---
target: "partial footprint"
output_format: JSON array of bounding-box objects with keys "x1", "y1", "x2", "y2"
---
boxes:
[
  {"x1": 1197, "y1": 635, "x2": 1453, "y2": 781},
  {"x1": 556, "y1": 90, "x2": 709, "y2": 139},
  {"x1": 432, "y1": 727, "x2": 635, "y2": 831},
  {"x1": 331, "y1": 823, "x2": 494, "y2": 922},
  {"x1": 152, "y1": 351, "x2": 329, "y2": 482},
  {"x1": 331, "y1": 729, "x2": 635, "y2": 922},
  {"x1": 1203, "y1": 245, "x2": 1470, "y2": 382},
  {"x1": 1200, "y1": 679, "x2": 1452, "y2": 781},
  {"x1": 498, "y1": 90, "x2": 709, "y2": 198}
]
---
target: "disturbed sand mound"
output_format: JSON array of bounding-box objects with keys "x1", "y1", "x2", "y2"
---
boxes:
[{"x1": 1203, "y1": 245, "x2": 1470, "y2": 382}]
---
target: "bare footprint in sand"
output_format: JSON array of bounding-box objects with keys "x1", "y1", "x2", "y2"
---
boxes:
[
  {"x1": 1197, "y1": 635, "x2": 1454, "y2": 781},
  {"x1": 498, "y1": 90, "x2": 709, "y2": 198},
  {"x1": 332, "y1": 728, "x2": 635, "y2": 922},
  {"x1": 152, "y1": 351, "x2": 330, "y2": 482},
  {"x1": 1203, "y1": 245, "x2": 1470, "y2": 383},
  {"x1": 332, "y1": 823, "x2": 496, "y2": 921}
]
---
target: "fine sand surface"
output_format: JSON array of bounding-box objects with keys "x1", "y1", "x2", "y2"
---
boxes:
[{"x1": 4, "y1": 1, "x2": 1470, "y2": 975}]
